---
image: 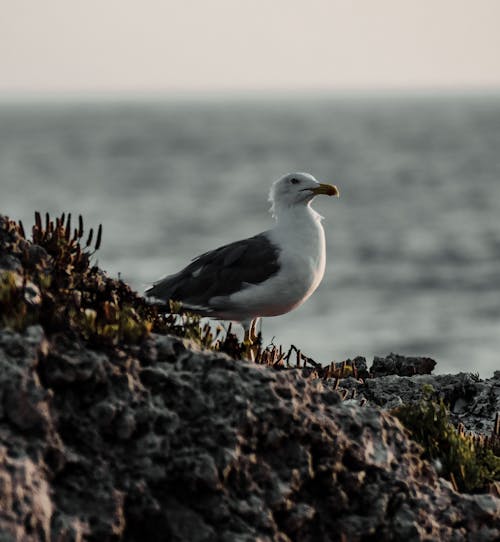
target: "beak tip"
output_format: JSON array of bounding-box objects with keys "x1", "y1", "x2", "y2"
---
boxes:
[
  {"x1": 315, "y1": 183, "x2": 340, "y2": 197},
  {"x1": 330, "y1": 186, "x2": 340, "y2": 197},
  {"x1": 308, "y1": 183, "x2": 340, "y2": 198}
]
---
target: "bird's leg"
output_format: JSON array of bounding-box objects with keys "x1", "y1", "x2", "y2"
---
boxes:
[
  {"x1": 249, "y1": 318, "x2": 260, "y2": 343},
  {"x1": 243, "y1": 319, "x2": 260, "y2": 344},
  {"x1": 249, "y1": 319, "x2": 256, "y2": 343},
  {"x1": 242, "y1": 320, "x2": 253, "y2": 344},
  {"x1": 241, "y1": 319, "x2": 260, "y2": 362}
]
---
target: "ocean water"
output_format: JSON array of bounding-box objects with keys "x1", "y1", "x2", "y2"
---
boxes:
[{"x1": 1, "y1": 94, "x2": 499, "y2": 376}]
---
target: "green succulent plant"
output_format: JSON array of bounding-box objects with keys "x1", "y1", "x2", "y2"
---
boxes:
[{"x1": 393, "y1": 384, "x2": 500, "y2": 494}]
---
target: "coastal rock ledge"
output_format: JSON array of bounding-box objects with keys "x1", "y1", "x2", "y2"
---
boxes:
[{"x1": 0, "y1": 325, "x2": 499, "y2": 542}]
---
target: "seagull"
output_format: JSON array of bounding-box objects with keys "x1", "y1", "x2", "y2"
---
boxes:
[{"x1": 146, "y1": 172, "x2": 339, "y2": 342}]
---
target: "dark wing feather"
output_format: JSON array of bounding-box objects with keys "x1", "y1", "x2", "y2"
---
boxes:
[{"x1": 145, "y1": 233, "x2": 280, "y2": 308}]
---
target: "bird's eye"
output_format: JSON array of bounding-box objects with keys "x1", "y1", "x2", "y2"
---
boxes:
[{"x1": 290, "y1": 178, "x2": 300, "y2": 185}]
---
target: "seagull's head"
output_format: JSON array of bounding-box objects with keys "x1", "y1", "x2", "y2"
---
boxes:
[{"x1": 269, "y1": 172, "x2": 339, "y2": 217}]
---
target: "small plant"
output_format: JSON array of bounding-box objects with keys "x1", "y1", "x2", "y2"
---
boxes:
[
  {"x1": 0, "y1": 271, "x2": 29, "y2": 330},
  {"x1": 392, "y1": 385, "x2": 500, "y2": 493},
  {"x1": 0, "y1": 214, "x2": 156, "y2": 345}
]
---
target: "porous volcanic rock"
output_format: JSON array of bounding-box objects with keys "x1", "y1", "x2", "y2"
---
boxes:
[
  {"x1": 371, "y1": 353, "x2": 437, "y2": 377},
  {"x1": 0, "y1": 326, "x2": 499, "y2": 541},
  {"x1": 334, "y1": 369, "x2": 500, "y2": 435}
]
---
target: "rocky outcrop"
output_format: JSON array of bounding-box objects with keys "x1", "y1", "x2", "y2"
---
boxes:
[
  {"x1": 370, "y1": 353, "x2": 437, "y2": 377},
  {"x1": 1, "y1": 213, "x2": 499, "y2": 541},
  {"x1": 334, "y1": 356, "x2": 500, "y2": 435},
  {"x1": 1, "y1": 325, "x2": 499, "y2": 541}
]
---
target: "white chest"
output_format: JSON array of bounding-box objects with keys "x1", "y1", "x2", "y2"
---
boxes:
[
  {"x1": 269, "y1": 210, "x2": 326, "y2": 300},
  {"x1": 223, "y1": 205, "x2": 329, "y2": 319}
]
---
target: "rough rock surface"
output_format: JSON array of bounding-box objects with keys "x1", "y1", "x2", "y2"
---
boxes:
[
  {"x1": 370, "y1": 353, "x2": 437, "y2": 377},
  {"x1": 0, "y1": 326, "x2": 499, "y2": 541},
  {"x1": 335, "y1": 355, "x2": 500, "y2": 435}
]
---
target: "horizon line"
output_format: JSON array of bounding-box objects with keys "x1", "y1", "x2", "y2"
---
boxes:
[{"x1": 1, "y1": 85, "x2": 500, "y2": 103}]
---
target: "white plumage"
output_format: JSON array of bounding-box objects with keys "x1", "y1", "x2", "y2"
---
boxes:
[{"x1": 146, "y1": 172, "x2": 339, "y2": 341}]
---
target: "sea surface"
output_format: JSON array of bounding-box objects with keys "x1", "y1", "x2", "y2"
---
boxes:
[{"x1": 1, "y1": 94, "x2": 499, "y2": 376}]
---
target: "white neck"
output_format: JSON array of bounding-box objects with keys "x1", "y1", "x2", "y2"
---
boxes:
[
  {"x1": 271, "y1": 201, "x2": 323, "y2": 227},
  {"x1": 270, "y1": 202, "x2": 326, "y2": 272}
]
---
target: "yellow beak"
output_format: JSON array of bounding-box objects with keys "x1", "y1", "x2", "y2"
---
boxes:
[{"x1": 310, "y1": 183, "x2": 340, "y2": 197}]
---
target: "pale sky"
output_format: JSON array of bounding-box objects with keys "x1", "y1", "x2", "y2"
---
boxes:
[{"x1": 1, "y1": 0, "x2": 499, "y2": 95}]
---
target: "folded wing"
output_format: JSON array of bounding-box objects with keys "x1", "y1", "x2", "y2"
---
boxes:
[{"x1": 145, "y1": 233, "x2": 281, "y2": 312}]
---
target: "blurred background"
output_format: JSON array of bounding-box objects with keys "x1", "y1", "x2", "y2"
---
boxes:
[{"x1": 1, "y1": 1, "x2": 499, "y2": 375}]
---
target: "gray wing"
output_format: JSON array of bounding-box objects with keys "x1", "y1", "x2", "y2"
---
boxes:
[{"x1": 145, "y1": 233, "x2": 281, "y2": 310}]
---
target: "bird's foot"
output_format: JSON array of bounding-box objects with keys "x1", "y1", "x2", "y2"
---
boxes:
[
  {"x1": 242, "y1": 333, "x2": 262, "y2": 362},
  {"x1": 242, "y1": 318, "x2": 262, "y2": 360}
]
